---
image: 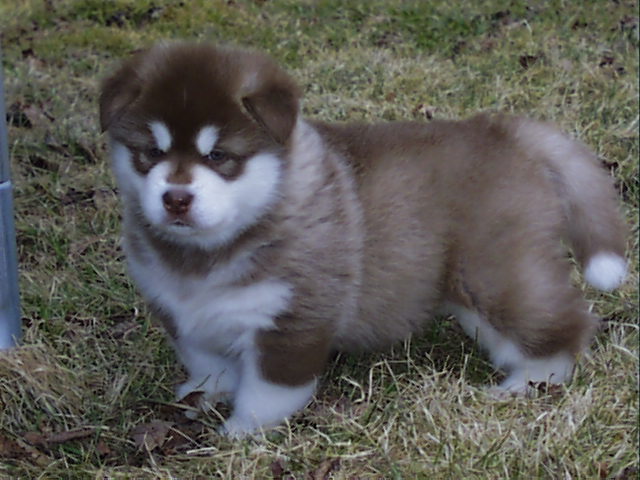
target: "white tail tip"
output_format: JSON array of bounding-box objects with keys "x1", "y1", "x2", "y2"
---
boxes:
[{"x1": 584, "y1": 252, "x2": 627, "y2": 291}]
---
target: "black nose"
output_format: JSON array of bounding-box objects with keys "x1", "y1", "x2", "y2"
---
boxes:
[{"x1": 162, "y1": 189, "x2": 194, "y2": 215}]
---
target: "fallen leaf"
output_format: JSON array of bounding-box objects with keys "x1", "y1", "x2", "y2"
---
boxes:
[
  {"x1": 271, "y1": 458, "x2": 286, "y2": 480},
  {"x1": 22, "y1": 432, "x2": 45, "y2": 446},
  {"x1": 309, "y1": 458, "x2": 340, "y2": 480},
  {"x1": 0, "y1": 434, "x2": 26, "y2": 458},
  {"x1": 519, "y1": 54, "x2": 540, "y2": 69},
  {"x1": 131, "y1": 420, "x2": 174, "y2": 451},
  {"x1": 23, "y1": 427, "x2": 96, "y2": 446},
  {"x1": 96, "y1": 440, "x2": 112, "y2": 457},
  {"x1": 161, "y1": 421, "x2": 206, "y2": 454},
  {"x1": 0, "y1": 433, "x2": 50, "y2": 466}
]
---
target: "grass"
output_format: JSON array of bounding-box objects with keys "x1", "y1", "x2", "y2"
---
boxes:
[{"x1": 0, "y1": 0, "x2": 637, "y2": 478}]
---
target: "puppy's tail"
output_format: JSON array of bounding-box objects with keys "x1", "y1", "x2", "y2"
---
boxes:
[{"x1": 516, "y1": 120, "x2": 628, "y2": 291}]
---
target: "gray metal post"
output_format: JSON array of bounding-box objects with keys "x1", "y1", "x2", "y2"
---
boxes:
[{"x1": 0, "y1": 46, "x2": 21, "y2": 348}]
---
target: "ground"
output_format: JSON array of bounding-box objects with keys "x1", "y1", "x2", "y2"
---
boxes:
[{"x1": 0, "y1": 0, "x2": 637, "y2": 478}]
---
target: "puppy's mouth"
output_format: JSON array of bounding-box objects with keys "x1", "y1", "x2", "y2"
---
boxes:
[
  {"x1": 169, "y1": 218, "x2": 191, "y2": 228},
  {"x1": 161, "y1": 216, "x2": 197, "y2": 234}
]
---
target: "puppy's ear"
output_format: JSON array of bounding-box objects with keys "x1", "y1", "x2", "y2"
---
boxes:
[
  {"x1": 240, "y1": 57, "x2": 300, "y2": 145},
  {"x1": 99, "y1": 55, "x2": 144, "y2": 132}
]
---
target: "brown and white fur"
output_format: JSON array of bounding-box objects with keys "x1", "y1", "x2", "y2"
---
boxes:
[{"x1": 99, "y1": 42, "x2": 628, "y2": 436}]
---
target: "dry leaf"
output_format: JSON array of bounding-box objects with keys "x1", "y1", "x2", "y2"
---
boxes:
[
  {"x1": 161, "y1": 421, "x2": 205, "y2": 453},
  {"x1": 519, "y1": 54, "x2": 540, "y2": 69},
  {"x1": 23, "y1": 427, "x2": 96, "y2": 446},
  {"x1": 309, "y1": 458, "x2": 340, "y2": 480},
  {"x1": 0, "y1": 434, "x2": 26, "y2": 458},
  {"x1": 96, "y1": 440, "x2": 112, "y2": 457},
  {"x1": 131, "y1": 420, "x2": 174, "y2": 451},
  {"x1": 270, "y1": 458, "x2": 286, "y2": 480},
  {"x1": 0, "y1": 433, "x2": 50, "y2": 466}
]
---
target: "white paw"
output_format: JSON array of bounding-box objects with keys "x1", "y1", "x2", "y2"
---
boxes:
[
  {"x1": 218, "y1": 414, "x2": 264, "y2": 438},
  {"x1": 176, "y1": 377, "x2": 233, "y2": 420},
  {"x1": 216, "y1": 350, "x2": 317, "y2": 438},
  {"x1": 490, "y1": 352, "x2": 574, "y2": 397},
  {"x1": 486, "y1": 384, "x2": 522, "y2": 400},
  {"x1": 176, "y1": 371, "x2": 236, "y2": 402},
  {"x1": 174, "y1": 346, "x2": 240, "y2": 403}
]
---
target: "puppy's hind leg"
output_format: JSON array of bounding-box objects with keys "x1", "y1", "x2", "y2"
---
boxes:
[
  {"x1": 444, "y1": 303, "x2": 575, "y2": 394},
  {"x1": 445, "y1": 251, "x2": 598, "y2": 394}
]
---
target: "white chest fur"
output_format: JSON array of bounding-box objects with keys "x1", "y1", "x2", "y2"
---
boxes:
[{"x1": 125, "y1": 244, "x2": 293, "y2": 354}]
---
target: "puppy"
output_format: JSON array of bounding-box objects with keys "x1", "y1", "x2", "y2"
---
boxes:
[{"x1": 99, "y1": 42, "x2": 627, "y2": 436}]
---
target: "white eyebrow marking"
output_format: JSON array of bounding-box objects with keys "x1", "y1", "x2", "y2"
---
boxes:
[
  {"x1": 195, "y1": 125, "x2": 219, "y2": 156},
  {"x1": 149, "y1": 121, "x2": 172, "y2": 152}
]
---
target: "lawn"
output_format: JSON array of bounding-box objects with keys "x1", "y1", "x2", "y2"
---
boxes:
[{"x1": 0, "y1": 0, "x2": 637, "y2": 478}]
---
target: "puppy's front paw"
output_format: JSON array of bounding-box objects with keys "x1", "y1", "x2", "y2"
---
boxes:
[
  {"x1": 485, "y1": 384, "x2": 524, "y2": 400},
  {"x1": 218, "y1": 414, "x2": 262, "y2": 438},
  {"x1": 176, "y1": 379, "x2": 233, "y2": 420},
  {"x1": 177, "y1": 377, "x2": 234, "y2": 402}
]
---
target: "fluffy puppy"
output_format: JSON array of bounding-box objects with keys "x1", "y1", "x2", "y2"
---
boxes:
[{"x1": 99, "y1": 42, "x2": 627, "y2": 436}]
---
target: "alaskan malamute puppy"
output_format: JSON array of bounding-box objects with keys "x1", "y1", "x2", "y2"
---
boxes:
[{"x1": 100, "y1": 42, "x2": 627, "y2": 436}]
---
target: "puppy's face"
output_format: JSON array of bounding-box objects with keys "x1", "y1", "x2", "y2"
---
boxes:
[{"x1": 100, "y1": 43, "x2": 299, "y2": 248}]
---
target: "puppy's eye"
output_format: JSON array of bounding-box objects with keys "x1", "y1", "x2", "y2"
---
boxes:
[
  {"x1": 204, "y1": 149, "x2": 227, "y2": 164},
  {"x1": 203, "y1": 149, "x2": 241, "y2": 177},
  {"x1": 148, "y1": 147, "x2": 165, "y2": 159}
]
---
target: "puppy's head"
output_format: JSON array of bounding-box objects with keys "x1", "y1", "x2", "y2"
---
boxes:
[{"x1": 100, "y1": 42, "x2": 300, "y2": 248}]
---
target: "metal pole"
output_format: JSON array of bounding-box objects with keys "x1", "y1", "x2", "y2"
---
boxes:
[{"x1": 0, "y1": 45, "x2": 21, "y2": 348}]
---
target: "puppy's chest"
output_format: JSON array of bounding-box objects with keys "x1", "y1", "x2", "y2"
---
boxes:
[{"x1": 128, "y1": 248, "x2": 292, "y2": 351}]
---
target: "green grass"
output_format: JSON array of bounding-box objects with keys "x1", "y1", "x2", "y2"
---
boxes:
[{"x1": 0, "y1": 0, "x2": 638, "y2": 478}]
